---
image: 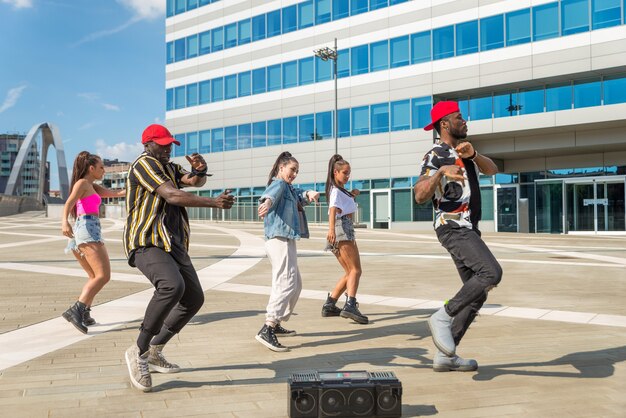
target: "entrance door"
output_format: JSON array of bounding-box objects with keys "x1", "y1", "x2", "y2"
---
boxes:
[
  {"x1": 566, "y1": 182, "x2": 595, "y2": 232},
  {"x1": 565, "y1": 177, "x2": 626, "y2": 233},
  {"x1": 370, "y1": 189, "x2": 391, "y2": 229},
  {"x1": 494, "y1": 185, "x2": 519, "y2": 232},
  {"x1": 535, "y1": 180, "x2": 564, "y2": 233}
]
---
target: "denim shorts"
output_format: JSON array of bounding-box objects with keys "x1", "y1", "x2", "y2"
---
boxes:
[
  {"x1": 65, "y1": 215, "x2": 103, "y2": 255},
  {"x1": 324, "y1": 216, "x2": 355, "y2": 253}
]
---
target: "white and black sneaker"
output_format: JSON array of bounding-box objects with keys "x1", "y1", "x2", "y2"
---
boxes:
[
  {"x1": 274, "y1": 323, "x2": 296, "y2": 337},
  {"x1": 255, "y1": 324, "x2": 288, "y2": 352}
]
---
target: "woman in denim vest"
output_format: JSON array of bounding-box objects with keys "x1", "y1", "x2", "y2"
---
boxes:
[{"x1": 255, "y1": 151, "x2": 319, "y2": 351}]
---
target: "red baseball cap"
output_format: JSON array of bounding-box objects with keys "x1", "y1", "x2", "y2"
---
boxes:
[
  {"x1": 141, "y1": 124, "x2": 181, "y2": 146},
  {"x1": 423, "y1": 101, "x2": 460, "y2": 131}
]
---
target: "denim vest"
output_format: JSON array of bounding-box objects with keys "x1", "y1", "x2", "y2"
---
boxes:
[{"x1": 261, "y1": 178, "x2": 310, "y2": 240}]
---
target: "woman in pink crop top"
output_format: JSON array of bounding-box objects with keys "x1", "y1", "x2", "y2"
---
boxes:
[{"x1": 61, "y1": 151, "x2": 125, "y2": 334}]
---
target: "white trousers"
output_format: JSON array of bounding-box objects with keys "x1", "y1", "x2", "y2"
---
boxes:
[{"x1": 264, "y1": 237, "x2": 302, "y2": 326}]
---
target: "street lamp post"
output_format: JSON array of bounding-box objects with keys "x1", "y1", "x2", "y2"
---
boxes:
[{"x1": 314, "y1": 38, "x2": 338, "y2": 155}]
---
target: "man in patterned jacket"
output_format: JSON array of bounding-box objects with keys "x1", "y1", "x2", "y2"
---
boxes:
[{"x1": 414, "y1": 101, "x2": 501, "y2": 372}]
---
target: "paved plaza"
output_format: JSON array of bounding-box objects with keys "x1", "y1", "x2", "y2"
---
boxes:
[{"x1": 0, "y1": 213, "x2": 625, "y2": 417}]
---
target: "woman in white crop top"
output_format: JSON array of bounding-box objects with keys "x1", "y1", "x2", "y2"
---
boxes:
[{"x1": 321, "y1": 155, "x2": 368, "y2": 324}]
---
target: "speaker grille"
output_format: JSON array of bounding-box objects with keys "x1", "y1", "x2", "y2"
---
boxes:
[
  {"x1": 291, "y1": 372, "x2": 319, "y2": 382},
  {"x1": 369, "y1": 371, "x2": 396, "y2": 380}
]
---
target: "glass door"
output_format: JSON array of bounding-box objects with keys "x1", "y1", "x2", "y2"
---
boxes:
[
  {"x1": 564, "y1": 177, "x2": 625, "y2": 233},
  {"x1": 566, "y1": 182, "x2": 595, "y2": 232},
  {"x1": 605, "y1": 182, "x2": 626, "y2": 232},
  {"x1": 370, "y1": 189, "x2": 391, "y2": 229},
  {"x1": 535, "y1": 180, "x2": 564, "y2": 233},
  {"x1": 494, "y1": 185, "x2": 519, "y2": 232}
]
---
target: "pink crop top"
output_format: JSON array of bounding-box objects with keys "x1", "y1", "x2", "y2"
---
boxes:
[{"x1": 76, "y1": 193, "x2": 102, "y2": 216}]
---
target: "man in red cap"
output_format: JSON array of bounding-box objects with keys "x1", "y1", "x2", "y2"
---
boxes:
[
  {"x1": 414, "y1": 101, "x2": 501, "y2": 372},
  {"x1": 123, "y1": 124, "x2": 235, "y2": 392}
]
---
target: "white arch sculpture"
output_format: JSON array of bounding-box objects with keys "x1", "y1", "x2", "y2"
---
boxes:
[{"x1": 5, "y1": 122, "x2": 70, "y2": 201}]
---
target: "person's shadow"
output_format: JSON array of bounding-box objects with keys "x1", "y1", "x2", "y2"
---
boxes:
[{"x1": 473, "y1": 345, "x2": 626, "y2": 381}]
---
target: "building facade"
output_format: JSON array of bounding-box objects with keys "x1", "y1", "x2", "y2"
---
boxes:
[
  {"x1": 165, "y1": 0, "x2": 626, "y2": 234},
  {"x1": 0, "y1": 133, "x2": 46, "y2": 198}
]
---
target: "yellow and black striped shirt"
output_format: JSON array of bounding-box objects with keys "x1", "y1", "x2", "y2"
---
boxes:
[{"x1": 123, "y1": 152, "x2": 190, "y2": 266}]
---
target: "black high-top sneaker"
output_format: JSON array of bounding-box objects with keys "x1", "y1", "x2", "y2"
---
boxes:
[
  {"x1": 274, "y1": 323, "x2": 296, "y2": 337},
  {"x1": 62, "y1": 301, "x2": 88, "y2": 334},
  {"x1": 340, "y1": 297, "x2": 369, "y2": 324},
  {"x1": 83, "y1": 307, "x2": 96, "y2": 326},
  {"x1": 321, "y1": 293, "x2": 341, "y2": 317},
  {"x1": 255, "y1": 324, "x2": 288, "y2": 352}
]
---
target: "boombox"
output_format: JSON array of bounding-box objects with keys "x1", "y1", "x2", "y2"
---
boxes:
[{"x1": 288, "y1": 370, "x2": 402, "y2": 418}]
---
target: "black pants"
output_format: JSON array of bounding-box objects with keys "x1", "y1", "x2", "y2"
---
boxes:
[
  {"x1": 436, "y1": 226, "x2": 502, "y2": 345},
  {"x1": 133, "y1": 247, "x2": 205, "y2": 336}
]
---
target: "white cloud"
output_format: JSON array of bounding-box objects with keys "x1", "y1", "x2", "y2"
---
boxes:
[
  {"x1": 77, "y1": 92, "x2": 99, "y2": 102},
  {"x1": 95, "y1": 139, "x2": 143, "y2": 161},
  {"x1": 102, "y1": 103, "x2": 120, "y2": 111},
  {"x1": 78, "y1": 122, "x2": 95, "y2": 131},
  {"x1": 0, "y1": 85, "x2": 27, "y2": 113},
  {"x1": 117, "y1": 0, "x2": 164, "y2": 20},
  {"x1": 71, "y1": 17, "x2": 140, "y2": 48},
  {"x1": 77, "y1": 93, "x2": 120, "y2": 111},
  {"x1": 1, "y1": 0, "x2": 33, "y2": 9}
]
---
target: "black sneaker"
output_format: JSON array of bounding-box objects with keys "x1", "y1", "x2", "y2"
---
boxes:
[
  {"x1": 255, "y1": 324, "x2": 288, "y2": 352},
  {"x1": 83, "y1": 307, "x2": 96, "y2": 326},
  {"x1": 321, "y1": 293, "x2": 341, "y2": 317},
  {"x1": 340, "y1": 300, "x2": 369, "y2": 324},
  {"x1": 274, "y1": 324, "x2": 296, "y2": 337},
  {"x1": 62, "y1": 301, "x2": 88, "y2": 334}
]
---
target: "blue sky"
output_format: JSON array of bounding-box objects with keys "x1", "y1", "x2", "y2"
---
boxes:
[{"x1": 0, "y1": 0, "x2": 166, "y2": 188}]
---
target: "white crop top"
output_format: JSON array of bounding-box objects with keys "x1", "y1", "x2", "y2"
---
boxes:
[{"x1": 328, "y1": 186, "x2": 357, "y2": 218}]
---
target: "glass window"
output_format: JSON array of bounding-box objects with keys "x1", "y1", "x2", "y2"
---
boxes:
[
  {"x1": 351, "y1": 45, "x2": 369, "y2": 76},
  {"x1": 411, "y1": 31, "x2": 431, "y2": 63},
  {"x1": 225, "y1": 23, "x2": 237, "y2": 49},
  {"x1": 562, "y1": 0, "x2": 589, "y2": 36},
  {"x1": 352, "y1": 0, "x2": 368, "y2": 16},
  {"x1": 298, "y1": 1, "x2": 314, "y2": 29},
  {"x1": 224, "y1": 75, "x2": 237, "y2": 99},
  {"x1": 211, "y1": 78, "x2": 223, "y2": 102},
  {"x1": 546, "y1": 83, "x2": 572, "y2": 111},
  {"x1": 283, "y1": 5, "x2": 297, "y2": 34},
  {"x1": 593, "y1": 0, "x2": 622, "y2": 29},
  {"x1": 338, "y1": 108, "x2": 350, "y2": 137},
  {"x1": 371, "y1": 0, "x2": 388, "y2": 11},
  {"x1": 574, "y1": 79, "x2": 601, "y2": 108},
  {"x1": 315, "y1": 56, "x2": 332, "y2": 82},
  {"x1": 199, "y1": 130, "x2": 211, "y2": 153},
  {"x1": 337, "y1": 49, "x2": 350, "y2": 78},
  {"x1": 199, "y1": 80, "x2": 210, "y2": 104},
  {"x1": 252, "y1": 15, "x2": 266, "y2": 41},
  {"x1": 333, "y1": 0, "x2": 349, "y2": 20},
  {"x1": 268, "y1": 119, "x2": 282, "y2": 145},
  {"x1": 238, "y1": 19, "x2": 251, "y2": 45},
  {"x1": 172, "y1": 134, "x2": 185, "y2": 158},
  {"x1": 458, "y1": 98, "x2": 469, "y2": 119},
  {"x1": 238, "y1": 71, "x2": 251, "y2": 97},
  {"x1": 211, "y1": 27, "x2": 224, "y2": 51},
  {"x1": 351, "y1": 106, "x2": 370, "y2": 136},
  {"x1": 433, "y1": 25, "x2": 454, "y2": 60},
  {"x1": 253, "y1": 68, "x2": 267, "y2": 94},
  {"x1": 411, "y1": 97, "x2": 431, "y2": 129},
  {"x1": 372, "y1": 178, "x2": 390, "y2": 188},
  {"x1": 186, "y1": 83, "x2": 198, "y2": 107},
  {"x1": 456, "y1": 20, "x2": 478, "y2": 56},
  {"x1": 518, "y1": 87, "x2": 545, "y2": 114},
  {"x1": 187, "y1": 0, "x2": 198, "y2": 10},
  {"x1": 392, "y1": 189, "x2": 412, "y2": 221},
  {"x1": 283, "y1": 117, "x2": 298, "y2": 144},
  {"x1": 283, "y1": 61, "x2": 298, "y2": 88},
  {"x1": 533, "y1": 3, "x2": 559, "y2": 41},
  {"x1": 493, "y1": 91, "x2": 518, "y2": 118},
  {"x1": 167, "y1": 0, "x2": 175, "y2": 17},
  {"x1": 506, "y1": 9, "x2": 531, "y2": 46},
  {"x1": 469, "y1": 95, "x2": 492, "y2": 120},
  {"x1": 603, "y1": 74, "x2": 626, "y2": 105},
  {"x1": 391, "y1": 99, "x2": 410, "y2": 131},
  {"x1": 174, "y1": 86, "x2": 185, "y2": 109},
  {"x1": 224, "y1": 126, "x2": 237, "y2": 151},
  {"x1": 175, "y1": 0, "x2": 185, "y2": 15},
  {"x1": 253, "y1": 122, "x2": 267, "y2": 147},
  {"x1": 370, "y1": 103, "x2": 389, "y2": 133},
  {"x1": 267, "y1": 64, "x2": 282, "y2": 91},
  {"x1": 298, "y1": 57, "x2": 314, "y2": 85},
  {"x1": 187, "y1": 35, "x2": 198, "y2": 59},
  {"x1": 187, "y1": 132, "x2": 198, "y2": 154},
  {"x1": 370, "y1": 40, "x2": 389, "y2": 72},
  {"x1": 480, "y1": 15, "x2": 504, "y2": 51},
  {"x1": 199, "y1": 0, "x2": 211, "y2": 5},
  {"x1": 174, "y1": 38, "x2": 186, "y2": 62},
  {"x1": 199, "y1": 31, "x2": 211, "y2": 55},
  {"x1": 238, "y1": 124, "x2": 251, "y2": 149},
  {"x1": 315, "y1": 0, "x2": 331, "y2": 24},
  {"x1": 390, "y1": 35, "x2": 409, "y2": 68},
  {"x1": 299, "y1": 114, "x2": 315, "y2": 141},
  {"x1": 267, "y1": 10, "x2": 281, "y2": 37},
  {"x1": 166, "y1": 88, "x2": 174, "y2": 111},
  {"x1": 211, "y1": 128, "x2": 224, "y2": 153},
  {"x1": 166, "y1": 42, "x2": 174, "y2": 64},
  {"x1": 316, "y1": 111, "x2": 333, "y2": 139}
]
